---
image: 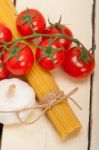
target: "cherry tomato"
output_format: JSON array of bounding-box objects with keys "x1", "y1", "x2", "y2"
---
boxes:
[
  {"x1": 63, "y1": 47, "x2": 95, "y2": 78},
  {"x1": 0, "y1": 23, "x2": 12, "y2": 45},
  {"x1": 44, "y1": 25, "x2": 73, "y2": 50},
  {"x1": 3, "y1": 43, "x2": 34, "y2": 75},
  {"x1": 36, "y1": 39, "x2": 65, "y2": 70},
  {"x1": 16, "y1": 9, "x2": 46, "y2": 37},
  {"x1": 0, "y1": 59, "x2": 9, "y2": 80}
]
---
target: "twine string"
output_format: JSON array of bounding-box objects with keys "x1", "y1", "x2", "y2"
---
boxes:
[{"x1": 0, "y1": 87, "x2": 81, "y2": 124}]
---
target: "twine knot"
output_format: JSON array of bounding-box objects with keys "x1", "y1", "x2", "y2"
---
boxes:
[
  {"x1": 39, "y1": 91, "x2": 66, "y2": 110},
  {"x1": 0, "y1": 87, "x2": 81, "y2": 125}
]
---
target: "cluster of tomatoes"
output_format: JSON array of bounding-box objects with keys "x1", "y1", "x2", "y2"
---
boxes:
[{"x1": 0, "y1": 8, "x2": 95, "y2": 80}]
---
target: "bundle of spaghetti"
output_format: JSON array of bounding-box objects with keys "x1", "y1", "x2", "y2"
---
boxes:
[{"x1": 0, "y1": 0, "x2": 81, "y2": 139}]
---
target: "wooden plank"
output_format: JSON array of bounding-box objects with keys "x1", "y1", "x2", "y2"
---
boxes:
[
  {"x1": 1, "y1": 0, "x2": 93, "y2": 150},
  {"x1": 0, "y1": 124, "x2": 3, "y2": 148},
  {"x1": 91, "y1": 0, "x2": 99, "y2": 150},
  {"x1": 0, "y1": 1, "x2": 14, "y2": 148}
]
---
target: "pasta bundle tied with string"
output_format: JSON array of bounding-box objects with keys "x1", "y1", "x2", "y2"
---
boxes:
[
  {"x1": 0, "y1": 87, "x2": 80, "y2": 125},
  {"x1": 0, "y1": 0, "x2": 81, "y2": 140}
]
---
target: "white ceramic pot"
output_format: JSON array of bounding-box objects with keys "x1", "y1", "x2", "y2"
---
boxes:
[{"x1": 0, "y1": 78, "x2": 35, "y2": 125}]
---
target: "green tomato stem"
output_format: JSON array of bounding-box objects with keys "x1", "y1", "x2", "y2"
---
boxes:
[{"x1": 0, "y1": 30, "x2": 88, "y2": 59}]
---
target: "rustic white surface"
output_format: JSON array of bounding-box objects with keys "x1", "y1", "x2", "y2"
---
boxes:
[
  {"x1": 91, "y1": 1, "x2": 98, "y2": 150},
  {"x1": 1, "y1": 0, "x2": 97, "y2": 150}
]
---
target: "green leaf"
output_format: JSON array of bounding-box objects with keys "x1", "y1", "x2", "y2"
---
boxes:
[
  {"x1": 49, "y1": 52, "x2": 55, "y2": 63},
  {"x1": 37, "y1": 45, "x2": 47, "y2": 51},
  {"x1": 38, "y1": 53, "x2": 48, "y2": 62},
  {"x1": 48, "y1": 38, "x2": 54, "y2": 48},
  {"x1": 17, "y1": 7, "x2": 37, "y2": 33},
  {"x1": 4, "y1": 54, "x2": 14, "y2": 63},
  {"x1": 4, "y1": 44, "x2": 26, "y2": 63},
  {"x1": 17, "y1": 45, "x2": 26, "y2": 52},
  {"x1": 73, "y1": 39, "x2": 80, "y2": 45},
  {"x1": 57, "y1": 47, "x2": 63, "y2": 51},
  {"x1": 48, "y1": 16, "x2": 62, "y2": 28}
]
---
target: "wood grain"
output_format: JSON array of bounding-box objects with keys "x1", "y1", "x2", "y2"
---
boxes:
[
  {"x1": 91, "y1": 0, "x2": 98, "y2": 150},
  {"x1": 87, "y1": 0, "x2": 96, "y2": 150},
  {"x1": 1, "y1": 0, "x2": 97, "y2": 150}
]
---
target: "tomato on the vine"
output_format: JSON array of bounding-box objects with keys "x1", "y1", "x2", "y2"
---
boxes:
[
  {"x1": 36, "y1": 39, "x2": 65, "y2": 70},
  {"x1": 0, "y1": 59, "x2": 9, "y2": 80},
  {"x1": 16, "y1": 9, "x2": 46, "y2": 37},
  {"x1": 63, "y1": 47, "x2": 95, "y2": 78},
  {"x1": 3, "y1": 43, "x2": 34, "y2": 75},
  {"x1": 0, "y1": 23, "x2": 12, "y2": 45},
  {"x1": 44, "y1": 19, "x2": 73, "y2": 50}
]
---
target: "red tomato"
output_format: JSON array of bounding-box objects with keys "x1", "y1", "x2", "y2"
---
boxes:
[
  {"x1": 3, "y1": 43, "x2": 34, "y2": 75},
  {"x1": 0, "y1": 59, "x2": 9, "y2": 80},
  {"x1": 0, "y1": 23, "x2": 12, "y2": 45},
  {"x1": 44, "y1": 25, "x2": 73, "y2": 50},
  {"x1": 63, "y1": 47, "x2": 95, "y2": 78},
  {"x1": 36, "y1": 39, "x2": 65, "y2": 70},
  {"x1": 16, "y1": 9, "x2": 46, "y2": 37}
]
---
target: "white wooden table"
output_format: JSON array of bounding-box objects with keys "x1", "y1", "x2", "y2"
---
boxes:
[{"x1": 0, "y1": 0, "x2": 98, "y2": 150}]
